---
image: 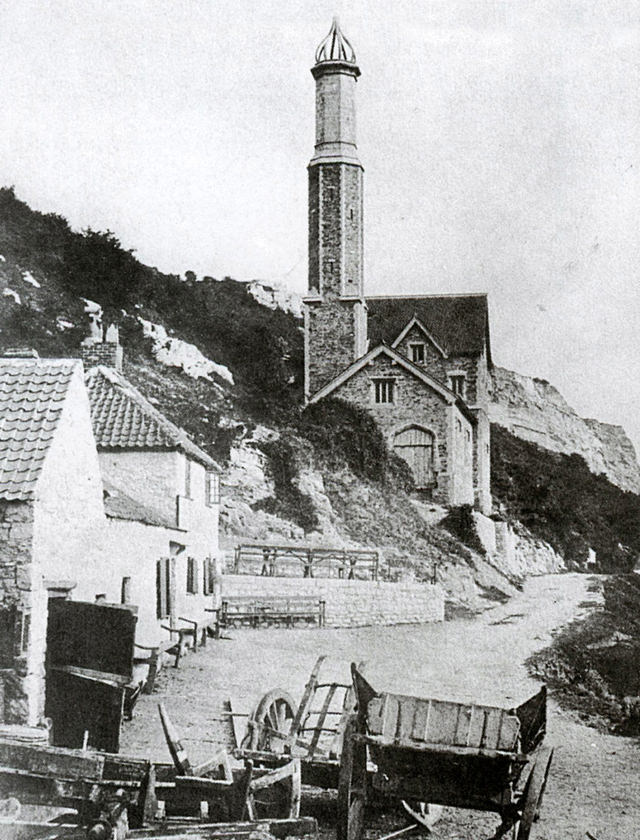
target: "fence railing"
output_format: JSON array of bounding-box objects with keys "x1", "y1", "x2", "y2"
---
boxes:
[{"x1": 230, "y1": 544, "x2": 387, "y2": 581}]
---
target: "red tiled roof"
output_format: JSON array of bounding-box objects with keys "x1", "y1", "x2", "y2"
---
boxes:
[
  {"x1": 366, "y1": 294, "x2": 492, "y2": 363},
  {"x1": 85, "y1": 366, "x2": 218, "y2": 470},
  {"x1": 0, "y1": 359, "x2": 78, "y2": 501}
]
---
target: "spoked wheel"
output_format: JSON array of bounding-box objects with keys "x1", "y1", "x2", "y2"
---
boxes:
[
  {"x1": 244, "y1": 689, "x2": 298, "y2": 752},
  {"x1": 516, "y1": 747, "x2": 554, "y2": 840},
  {"x1": 337, "y1": 715, "x2": 367, "y2": 840}
]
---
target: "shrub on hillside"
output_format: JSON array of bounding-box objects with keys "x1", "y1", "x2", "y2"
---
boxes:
[
  {"x1": 253, "y1": 433, "x2": 319, "y2": 533},
  {"x1": 528, "y1": 576, "x2": 640, "y2": 734},
  {"x1": 491, "y1": 424, "x2": 640, "y2": 572}
]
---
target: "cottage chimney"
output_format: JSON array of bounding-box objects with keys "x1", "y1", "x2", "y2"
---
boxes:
[{"x1": 80, "y1": 324, "x2": 123, "y2": 373}]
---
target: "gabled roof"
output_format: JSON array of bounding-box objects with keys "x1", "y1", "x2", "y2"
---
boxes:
[
  {"x1": 366, "y1": 294, "x2": 491, "y2": 364},
  {"x1": 85, "y1": 366, "x2": 219, "y2": 471},
  {"x1": 309, "y1": 344, "x2": 477, "y2": 424},
  {"x1": 390, "y1": 316, "x2": 448, "y2": 358},
  {"x1": 0, "y1": 358, "x2": 78, "y2": 501}
]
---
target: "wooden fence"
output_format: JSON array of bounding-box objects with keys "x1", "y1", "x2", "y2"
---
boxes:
[{"x1": 230, "y1": 544, "x2": 386, "y2": 580}]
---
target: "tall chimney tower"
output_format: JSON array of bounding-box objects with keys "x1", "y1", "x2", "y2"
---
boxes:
[{"x1": 304, "y1": 19, "x2": 367, "y2": 399}]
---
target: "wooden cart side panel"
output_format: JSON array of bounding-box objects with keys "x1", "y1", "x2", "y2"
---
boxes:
[{"x1": 366, "y1": 693, "x2": 521, "y2": 752}]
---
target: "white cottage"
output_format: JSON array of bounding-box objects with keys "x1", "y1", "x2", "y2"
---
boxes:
[{"x1": 0, "y1": 349, "x2": 222, "y2": 726}]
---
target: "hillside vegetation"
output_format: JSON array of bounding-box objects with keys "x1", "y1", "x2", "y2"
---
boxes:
[
  {"x1": 491, "y1": 424, "x2": 640, "y2": 572},
  {"x1": 1, "y1": 186, "x2": 639, "y2": 584},
  {"x1": 529, "y1": 575, "x2": 640, "y2": 734}
]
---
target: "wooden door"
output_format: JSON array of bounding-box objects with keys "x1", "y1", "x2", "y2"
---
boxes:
[
  {"x1": 393, "y1": 427, "x2": 435, "y2": 488},
  {"x1": 45, "y1": 599, "x2": 137, "y2": 751}
]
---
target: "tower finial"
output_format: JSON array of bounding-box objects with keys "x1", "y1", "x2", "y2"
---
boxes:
[{"x1": 315, "y1": 17, "x2": 357, "y2": 65}]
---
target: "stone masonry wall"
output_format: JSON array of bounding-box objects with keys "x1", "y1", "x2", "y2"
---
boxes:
[
  {"x1": 394, "y1": 326, "x2": 487, "y2": 408},
  {"x1": 80, "y1": 342, "x2": 123, "y2": 372},
  {"x1": 306, "y1": 300, "x2": 361, "y2": 396},
  {"x1": 0, "y1": 501, "x2": 48, "y2": 725},
  {"x1": 221, "y1": 574, "x2": 444, "y2": 627},
  {"x1": 332, "y1": 354, "x2": 474, "y2": 505},
  {"x1": 306, "y1": 159, "x2": 364, "y2": 397}
]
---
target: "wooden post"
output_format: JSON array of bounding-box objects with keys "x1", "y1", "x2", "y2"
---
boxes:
[{"x1": 158, "y1": 702, "x2": 193, "y2": 775}]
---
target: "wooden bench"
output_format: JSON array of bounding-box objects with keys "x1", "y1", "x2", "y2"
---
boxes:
[
  {"x1": 132, "y1": 618, "x2": 207, "y2": 699},
  {"x1": 217, "y1": 597, "x2": 325, "y2": 631}
]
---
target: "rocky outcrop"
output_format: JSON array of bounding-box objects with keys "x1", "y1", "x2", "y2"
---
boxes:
[{"x1": 490, "y1": 366, "x2": 640, "y2": 494}]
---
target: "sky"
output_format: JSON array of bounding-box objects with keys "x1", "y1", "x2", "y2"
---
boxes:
[{"x1": 2, "y1": 0, "x2": 640, "y2": 452}]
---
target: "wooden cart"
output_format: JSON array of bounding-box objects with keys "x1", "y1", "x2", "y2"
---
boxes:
[
  {"x1": 235, "y1": 655, "x2": 363, "y2": 790},
  {"x1": 339, "y1": 665, "x2": 553, "y2": 840}
]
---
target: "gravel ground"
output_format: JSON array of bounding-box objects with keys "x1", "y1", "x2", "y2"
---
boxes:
[{"x1": 124, "y1": 574, "x2": 640, "y2": 840}]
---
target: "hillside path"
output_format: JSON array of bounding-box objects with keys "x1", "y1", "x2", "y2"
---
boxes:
[{"x1": 125, "y1": 573, "x2": 640, "y2": 839}]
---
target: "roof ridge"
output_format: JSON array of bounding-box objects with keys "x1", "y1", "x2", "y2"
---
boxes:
[
  {"x1": 366, "y1": 292, "x2": 488, "y2": 300},
  {"x1": 86, "y1": 365, "x2": 219, "y2": 470}
]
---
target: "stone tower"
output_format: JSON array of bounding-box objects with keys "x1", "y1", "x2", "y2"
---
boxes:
[{"x1": 304, "y1": 19, "x2": 367, "y2": 399}]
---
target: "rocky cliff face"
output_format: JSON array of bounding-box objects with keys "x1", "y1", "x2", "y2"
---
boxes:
[{"x1": 490, "y1": 366, "x2": 640, "y2": 494}]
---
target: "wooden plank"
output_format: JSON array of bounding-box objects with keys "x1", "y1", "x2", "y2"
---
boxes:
[
  {"x1": 0, "y1": 741, "x2": 104, "y2": 779},
  {"x1": 427, "y1": 700, "x2": 458, "y2": 745},
  {"x1": 467, "y1": 705, "x2": 486, "y2": 749},
  {"x1": 250, "y1": 759, "x2": 299, "y2": 792},
  {"x1": 396, "y1": 695, "x2": 416, "y2": 741},
  {"x1": 174, "y1": 776, "x2": 235, "y2": 792},
  {"x1": 453, "y1": 703, "x2": 472, "y2": 746},
  {"x1": 351, "y1": 732, "x2": 520, "y2": 760},
  {"x1": 382, "y1": 695, "x2": 399, "y2": 740},
  {"x1": 287, "y1": 656, "x2": 325, "y2": 750},
  {"x1": 411, "y1": 697, "x2": 429, "y2": 742},
  {"x1": 0, "y1": 822, "x2": 86, "y2": 840},
  {"x1": 289, "y1": 758, "x2": 301, "y2": 819},
  {"x1": 0, "y1": 724, "x2": 50, "y2": 744},
  {"x1": 51, "y1": 664, "x2": 132, "y2": 688},
  {"x1": 225, "y1": 699, "x2": 243, "y2": 752},
  {"x1": 481, "y1": 708, "x2": 502, "y2": 751},
  {"x1": 159, "y1": 703, "x2": 193, "y2": 775},
  {"x1": 127, "y1": 817, "x2": 318, "y2": 839},
  {"x1": 193, "y1": 749, "x2": 233, "y2": 781},
  {"x1": 308, "y1": 684, "x2": 337, "y2": 757}
]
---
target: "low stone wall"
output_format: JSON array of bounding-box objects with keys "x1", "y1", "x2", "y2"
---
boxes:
[{"x1": 220, "y1": 574, "x2": 444, "y2": 627}]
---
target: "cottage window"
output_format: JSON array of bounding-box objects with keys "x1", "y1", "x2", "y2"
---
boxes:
[
  {"x1": 205, "y1": 472, "x2": 220, "y2": 507},
  {"x1": 409, "y1": 343, "x2": 425, "y2": 364},
  {"x1": 449, "y1": 374, "x2": 466, "y2": 398},
  {"x1": 373, "y1": 378, "x2": 395, "y2": 404},
  {"x1": 186, "y1": 557, "x2": 199, "y2": 595},
  {"x1": 184, "y1": 458, "x2": 192, "y2": 497}
]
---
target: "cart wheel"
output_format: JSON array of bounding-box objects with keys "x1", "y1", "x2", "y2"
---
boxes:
[
  {"x1": 337, "y1": 715, "x2": 367, "y2": 840},
  {"x1": 516, "y1": 747, "x2": 554, "y2": 840},
  {"x1": 245, "y1": 689, "x2": 298, "y2": 752}
]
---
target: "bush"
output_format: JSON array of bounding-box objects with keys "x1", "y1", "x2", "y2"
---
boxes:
[
  {"x1": 491, "y1": 424, "x2": 640, "y2": 572},
  {"x1": 253, "y1": 434, "x2": 319, "y2": 533},
  {"x1": 297, "y1": 399, "x2": 413, "y2": 490}
]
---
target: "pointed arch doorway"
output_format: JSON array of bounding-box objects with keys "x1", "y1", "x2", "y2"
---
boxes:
[{"x1": 393, "y1": 426, "x2": 435, "y2": 488}]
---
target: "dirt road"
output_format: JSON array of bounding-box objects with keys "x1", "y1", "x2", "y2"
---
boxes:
[{"x1": 125, "y1": 574, "x2": 640, "y2": 839}]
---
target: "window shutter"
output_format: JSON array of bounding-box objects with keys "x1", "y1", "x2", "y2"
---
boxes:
[
  {"x1": 186, "y1": 557, "x2": 198, "y2": 594},
  {"x1": 157, "y1": 558, "x2": 171, "y2": 618},
  {"x1": 203, "y1": 558, "x2": 210, "y2": 595}
]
